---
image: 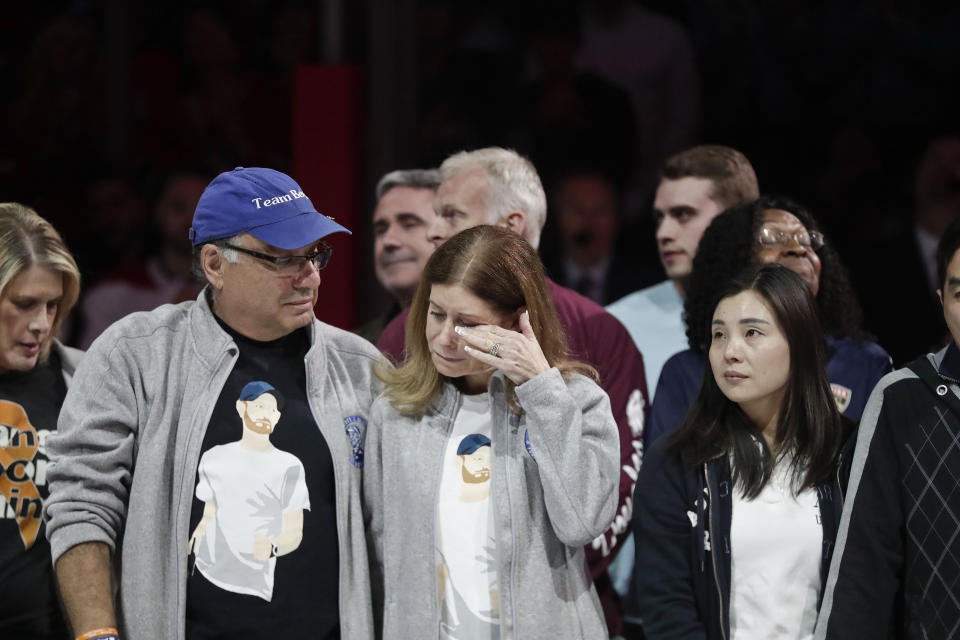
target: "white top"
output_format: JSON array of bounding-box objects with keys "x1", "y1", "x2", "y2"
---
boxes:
[
  {"x1": 193, "y1": 441, "x2": 310, "y2": 601},
  {"x1": 436, "y1": 392, "x2": 500, "y2": 639},
  {"x1": 606, "y1": 280, "x2": 688, "y2": 401},
  {"x1": 730, "y1": 464, "x2": 822, "y2": 640}
]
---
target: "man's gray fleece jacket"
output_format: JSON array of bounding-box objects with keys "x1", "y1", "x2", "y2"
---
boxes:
[
  {"x1": 44, "y1": 291, "x2": 384, "y2": 640},
  {"x1": 364, "y1": 369, "x2": 619, "y2": 639}
]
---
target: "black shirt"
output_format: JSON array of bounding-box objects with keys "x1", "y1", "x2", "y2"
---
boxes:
[
  {"x1": 185, "y1": 322, "x2": 340, "y2": 639},
  {"x1": 0, "y1": 351, "x2": 69, "y2": 639}
]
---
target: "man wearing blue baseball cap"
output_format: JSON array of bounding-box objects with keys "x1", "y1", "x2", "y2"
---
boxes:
[{"x1": 46, "y1": 168, "x2": 385, "y2": 640}]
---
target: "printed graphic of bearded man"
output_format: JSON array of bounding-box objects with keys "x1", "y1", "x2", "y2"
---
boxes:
[
  {"x1": 188, "y1": 381, "x2": 310, "y2": 601},
  {"x1": 456, "y1": 433, "x2": 491, "y2": 503}
]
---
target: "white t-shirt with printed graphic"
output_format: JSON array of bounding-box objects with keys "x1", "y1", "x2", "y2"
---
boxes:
[
  {"x1": 436, "y1": 392, "x2": 500, "y2": 640},
  {"x1": 193, "y1": 441, "x2": 310, "y2": 601},
  {"x1": 729, "y1": 463, "x2": 822, "y2": 640}
]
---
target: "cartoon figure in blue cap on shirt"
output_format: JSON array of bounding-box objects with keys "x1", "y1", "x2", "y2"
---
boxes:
[
  {"x1": 188, "y1": 381, "x2": 310, "y2": 602},
  {"x1": 456, "y1": 434, "x2": 492, "y2": 503},
  {"x1": 437, "y1": 432, "x2": 499, "y2": 634}
]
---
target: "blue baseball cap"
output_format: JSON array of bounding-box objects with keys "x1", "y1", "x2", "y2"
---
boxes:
[
  {"x1": 238, "y1": 380, "x2": 285, "y2": 409},
  {"x1": 189, "y1": 167, "x2": 351, "y2": 249},
  {"x1": 457, "y1": 433, "x2": 492, "y2": 455}
]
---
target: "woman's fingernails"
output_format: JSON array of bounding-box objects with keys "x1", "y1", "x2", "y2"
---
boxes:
[{"x1": 454, "y1": 326, "x2": 464, "y2": 335}]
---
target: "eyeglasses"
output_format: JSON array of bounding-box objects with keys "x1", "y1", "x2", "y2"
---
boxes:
[
  {"x1": 220, "y1": 242, "x2": 333, "y2": 274},
  {"x1": 756, "y1": 226, "x2": 824, "y2": 251}
]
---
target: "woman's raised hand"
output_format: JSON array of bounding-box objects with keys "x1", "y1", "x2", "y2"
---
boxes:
[{"x1": 456, "y1": 311, "x2": 551, "y2": 386}]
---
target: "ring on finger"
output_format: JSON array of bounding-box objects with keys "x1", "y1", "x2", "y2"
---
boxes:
[{"x1": 489, "y1": 342, "x2": 501, "y2": 357}]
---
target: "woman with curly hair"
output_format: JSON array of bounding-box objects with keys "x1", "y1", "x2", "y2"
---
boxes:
[{"x1": 645, "y1": 195, "x2": 891, "y2": 446}]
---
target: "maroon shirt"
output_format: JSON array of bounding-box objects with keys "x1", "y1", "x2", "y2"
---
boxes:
[{"x1": 376, "y1": 278, "x2": 648, "y2": 635}]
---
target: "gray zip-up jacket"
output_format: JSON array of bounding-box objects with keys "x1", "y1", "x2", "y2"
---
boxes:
[
  {"x1": 45, "y1": 290, "x2": 384, "y2": 640},
  {"x1": 363, "y1": 368, "x2": 619, "y2": 639}
]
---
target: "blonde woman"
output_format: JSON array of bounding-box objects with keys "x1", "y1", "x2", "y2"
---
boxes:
[
  {"x1": 0, "y1": 203, "x2": 82, "y2": 639},
  {"x1": 364, "y1": 225, "x2": 619, "y2": 639}
]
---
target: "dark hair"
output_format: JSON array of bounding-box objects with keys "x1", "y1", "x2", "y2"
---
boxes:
[
  {"x1": 672, "y1": 264, "x2": 848, "y2": 498},
  {"x1": 684, "y1": 195, "x2": 868, "y2": 353},
  {"x1": 375, "y1": 168, "x2": 442, "y2": 200},
  {"x1": 937, "y1": 215, "x2": 960, "y2": 291},
  {"x1": 549, "y1": 166, "x2": 623, "y2": 219},
  {"x1": 660, "y1": 145, "x2": 759, "y2": 209}
]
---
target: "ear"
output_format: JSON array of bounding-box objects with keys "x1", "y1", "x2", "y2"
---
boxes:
[
  {"x1": 499, "y1": 211, "x2": 527, "y2": 238},
  {"x1": 938, "y1": 289, "x2": 944, "y2": 307},
  {"x1": 201, "y1": 244, "x2": 226, "y2": 290},
  {"x1": 236, "y1": 400, "x2": 246, "y2": 418}
]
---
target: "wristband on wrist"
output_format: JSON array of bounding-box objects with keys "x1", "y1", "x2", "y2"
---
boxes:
[{"x1": 77, "y1": 627, "x2": 120, "y2": 640}]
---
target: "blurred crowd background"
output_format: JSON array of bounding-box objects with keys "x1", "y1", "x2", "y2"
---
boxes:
[{"x1": 2, "y1": 0, "x2": 958, "y2": 354}]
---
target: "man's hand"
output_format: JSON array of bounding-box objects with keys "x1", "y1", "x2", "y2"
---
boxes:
[
  {"x1": 252, "y1": 534, "x2": 273, "y2": 561},
  {"x1": 188, "y1": 523, "x2": 207, "y2": 556},
  {"x1": 189, "y1": 501, "x2": 216, "y2": 555}
]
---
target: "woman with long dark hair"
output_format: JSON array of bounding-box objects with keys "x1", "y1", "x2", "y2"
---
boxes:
[
  {"x1": 632, "y1": 264, "x2": 847, "y2": 639},
  {"x1": 364, "y1": 225, "x2": 619, "y2": 639}
]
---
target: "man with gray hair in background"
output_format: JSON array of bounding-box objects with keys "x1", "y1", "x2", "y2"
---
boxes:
[
  {"x1": 358, "y1": 168, "x2": 441, "y2": 343},
  {"x1": 376, "y1": 147, "x2": 649, "y2": 637}
]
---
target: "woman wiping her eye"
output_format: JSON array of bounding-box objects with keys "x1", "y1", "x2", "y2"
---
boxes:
[{"x1": 363, "y1": 225, "x2": 619, "y2": 639}]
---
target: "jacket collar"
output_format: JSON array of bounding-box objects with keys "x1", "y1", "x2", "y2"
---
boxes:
[{"x1": 935, "y1": 341, "x2": 960, "y2": 383}]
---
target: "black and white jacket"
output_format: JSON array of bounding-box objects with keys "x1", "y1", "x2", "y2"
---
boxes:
[{"x1": 816, "y1": 342, "x2": 960, "y2": 640}]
